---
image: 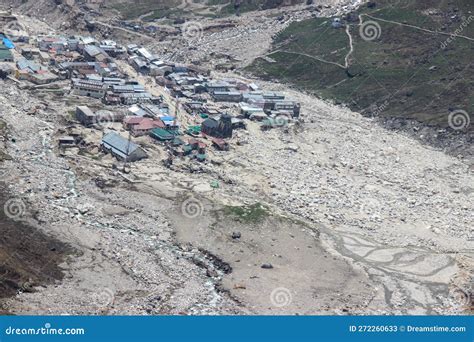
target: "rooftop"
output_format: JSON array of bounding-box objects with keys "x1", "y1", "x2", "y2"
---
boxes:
[{"x1": 102, "y1": 132, "x2": 142, "y2": 157}]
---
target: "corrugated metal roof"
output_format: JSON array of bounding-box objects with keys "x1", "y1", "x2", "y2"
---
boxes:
[
  {"x1": 17, "y1": 58, "x2": 42, "y2": 72},
  {"x1": 77, "y1": 106, "x2": 94, "y2": 117},
  {"x1": 120, "y1": 92, "x2": 152, "y2": 99},
  {"x1": 84, "y1": 45, "x2": 102, "y2": 57},
  {"x1": 112, "y1": 84, "x2": 145, "y2": 93},
  {"x1": 0, "y1": 46, "x2": 12, "y2": 61},
  {"x1": 150, "y1": 128, "x2": 174, "y2": 140},
  {"x1": 102, "y1": 132, "x2": 141, "y2": 156}
]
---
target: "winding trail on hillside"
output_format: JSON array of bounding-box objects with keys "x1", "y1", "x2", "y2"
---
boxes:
[
  {"x1": 344, "y1": 24, "x2": 354, "y2": 68},
  {"x1": 363, "y1": 14, "x2": 474, "y2": 42},
  {"x1": 266, "y1": 50, "x2": 346, "y2": 69}
]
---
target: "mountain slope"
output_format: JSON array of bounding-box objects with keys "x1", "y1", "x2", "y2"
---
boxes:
[{"x1": 249, "y1": 0, "x2": 474, "y2": 130}]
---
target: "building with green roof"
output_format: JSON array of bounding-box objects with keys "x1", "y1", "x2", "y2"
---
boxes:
[
  {"x1": 0, "y1": 44, "x2": 13, "y2": 62},
  {"x1": 150, "y1": 127, "x2": 174, "y2": 141}
]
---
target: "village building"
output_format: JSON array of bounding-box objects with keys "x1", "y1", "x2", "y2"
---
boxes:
[
  {"x1": 38, "y1": 36, "x2": 68, "y2": 52},
  {"x1": 128, "y1": 103, "x2": 167, "y2": 118},
  {"x1": 130, "y1": 56, "x2": 150, "y2": 74},
  {"x1": 101, "y1": 132, "x2": 147, "y2": 162},
  {"x1": 21, "y1": 47, "x2": 40, "y2": 59},
  {"x1": 72, "y1": 78, "x2": 108, "y2": 99},
  {"x1": 150, "y1": 127, "x2": 175, "y2": 141},
  {"x1": 0, "y1": 43, "x2": 13, "y2": 62},
  {"x1": 25, "y1": 71, "x2": 58, "y2": 84},
  {"x1": 131, "y1": 118, "x2": 165, "y2": 136},
  {"x1": 86, "y1": 74, "x2": 124, "y2": 86},
  {"x1": 272, "y1": 100, "x2": 301, "y2": 117},
  {"x1": 75, "y1": 106, "x2": 96, "y2": 126},
  {"x1": 112, "y1": 84, "x2": 145, "y2": 93},
  {"x1": 123, "y1": 116, "x2": 145, "y2": 130},
  {"x1": 212, "y1": 91, "x2": 242, "y2": 102},
  {"x1": 66, "y1": 37, "x2": 80, "y2": 51},
  {"x1": 58, "y1": 136, "x2": 76, "y2": 147},
  {"x1": 159, "y1": 116, "x2": 179, "y2": 131},
  {"x1": 39, "y1": 51, "x2": 51, "y2": 64},
  {"x1": 14, "y1": 57, "x2": 58, "y2": 84},
  {"x1": 240, "y1": 103, "x2": 265, "y2": 117},
  {"x1": 249, "y1": 111, "x2": 268, "y2": 121},
  {"x1": 201, "y1": 114, "x2": 233, "y2": 139},
  {"x1": 205, "y1": 81, "x2": 230, "y2": 93},
  {"x1": 136, "y1": 47, "x2": 154, "y2": 61},
  {"x1": 119, "y1": 92, "x2": 153, "y2": 105},
  {"x1": 83, "y1": 45, "x2": 110, "y2": 62},
  {"x1": 16, "y1": 58, "x2": 42, "y2": 73},
  {"x1": 103, "y1": 92, "x2": 121, "y2": 105},
  {"x1": 77, "y1": 37, "x2": 97, "y2": 51},
  {"x1": 126, "y1": 44, "x2": 139, "y2": 54},
  {"x1": 59, "y1": 62, "x2": 97, "y2": 77},
  {"x1": 263, "y1": 92, "x2": 285, "y2": 100},
  {"x1": 211, "y1": 138, "x2": 229, "y2": 151}
]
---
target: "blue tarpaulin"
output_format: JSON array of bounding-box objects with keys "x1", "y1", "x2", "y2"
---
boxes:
[
  {"x1": 160, "y1": 116, "x2": 176, "y2": 122},
  {"x1": 2, "y1": 37, "x2": 14, "y2": 49}
]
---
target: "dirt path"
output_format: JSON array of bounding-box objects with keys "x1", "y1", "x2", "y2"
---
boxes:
[
  {"x1": 267, "y1": 50, "x2": 347, "y2": 69},
  {"x1": 344, "y1": 24, "x2": 353, "y2": 68},
  {"x1": 362, "y1": 13, "x2": 474, "y2": 42}
]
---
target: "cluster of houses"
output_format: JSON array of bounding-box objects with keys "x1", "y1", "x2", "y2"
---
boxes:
[
  {"x1": 0, "y1": 31, "x2": 15, "y2": 62},
  {"x1": 9, "y1": 36, "x2": 125, "y2": 85},
  {"x1": 0, "y1": 12, "x2": 25, "y2": 63},
  {"x1": 2, "y1": 26, "x2": 302, "y2": 166},
  {"x1": 151, "y1": 60, "x2": 301, "y2": 124},
  {"x1": 124, "y1": 43, "x2": 301, "y2": 127}
]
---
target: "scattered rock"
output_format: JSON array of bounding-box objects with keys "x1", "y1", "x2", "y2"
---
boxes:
[{"x1": 232, "y1": 231, "x2": 241, "y2": 239}]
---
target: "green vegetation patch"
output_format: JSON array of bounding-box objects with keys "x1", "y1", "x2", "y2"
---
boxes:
[
  {"x1": 222, "y1": 203, "x2": 269, "y2": 223},
  {"x1": 248, "y1": 0, "x2": 474, "y2": 128}
]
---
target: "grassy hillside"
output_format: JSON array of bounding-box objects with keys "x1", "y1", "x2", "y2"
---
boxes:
[{"x1": 248, "y1": 0, "x2": 474, "y2": 128}]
